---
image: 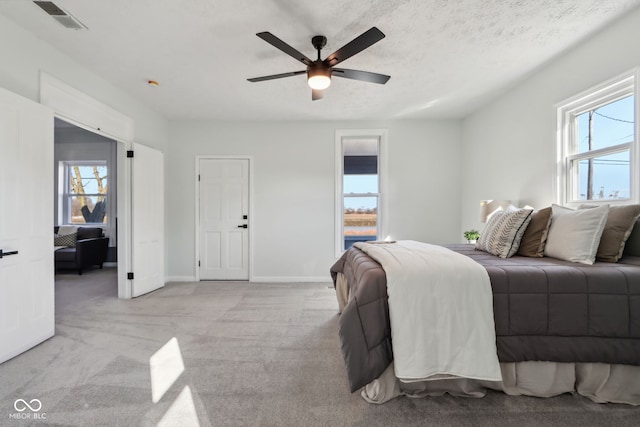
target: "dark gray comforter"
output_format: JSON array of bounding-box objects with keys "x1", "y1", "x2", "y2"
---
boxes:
[{"x1": 330, "y1": 245, "x2": 640, "y2": 392}]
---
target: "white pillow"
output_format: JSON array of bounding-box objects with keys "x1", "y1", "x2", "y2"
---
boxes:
[
  {"x1": 475, "y1": 208, "x2": 534, "y2": 258},
  {"x1": 543, "y1": 204, "x2": 609, "y2": 264},
  {"x1": 56, "y1": 225, "x2": 77, "y2": 236}
]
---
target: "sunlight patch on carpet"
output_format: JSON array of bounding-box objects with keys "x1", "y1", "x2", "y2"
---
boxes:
[
  {"x1": 157, "y1": 386, "x2": 199, "y2": 427},
  {"x1": 149, "y1": 337, "x2": 185, "y2": 403}
]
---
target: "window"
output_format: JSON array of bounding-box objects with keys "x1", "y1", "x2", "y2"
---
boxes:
[
  {"x1": 335, "y1": 130, "x2": 387, "y2": 256},
  {"x1": 558, "y1": 71, "x2": 638, "y2": 205},
  {"x1": 61, "y1": 161, "x2": 108, "y2": 224}
]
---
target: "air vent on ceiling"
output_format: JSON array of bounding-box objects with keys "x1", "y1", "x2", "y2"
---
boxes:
[{"x1": 33, "y1": 1, "x2": 87, "y2": 30}]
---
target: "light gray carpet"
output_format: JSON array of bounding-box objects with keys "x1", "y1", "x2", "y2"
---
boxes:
[{"x1": 0, "y1": 269, "x2": 638, "y2": 426}]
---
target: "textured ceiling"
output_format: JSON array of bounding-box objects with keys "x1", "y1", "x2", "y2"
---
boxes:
[{"x1": 1, "y1": 0, "x2": 639, "y2": 121}]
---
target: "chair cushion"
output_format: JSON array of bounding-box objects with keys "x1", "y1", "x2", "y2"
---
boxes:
[
  {"x1": 77, "y1": 227, "x2": 104, "y2": 239},
  {"x1": 54, "y1": 247, "x2": 76, "y2": 262}
]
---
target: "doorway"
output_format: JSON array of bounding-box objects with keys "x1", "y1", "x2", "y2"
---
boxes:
[
  {"x1": 53, "y1": 118, "x2": 119, "y2": 297},
  {"x1": 197, "y1": 158, "x2": 251, "y2": 280}
]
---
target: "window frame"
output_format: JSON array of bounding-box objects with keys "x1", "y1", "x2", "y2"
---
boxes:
[
  {"x1": 557, "y1": 69, "x2": 639, "y2": 206},
  {"x1": 335, "y1": 129, "x2": 388, "y2": 258},
  {"x1": 61, "y1": 160, "x2": 109, "y2": 225}
]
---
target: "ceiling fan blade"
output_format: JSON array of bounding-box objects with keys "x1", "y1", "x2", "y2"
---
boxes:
[
  {"x1": 332, "y1": 68, "x2": 390, "y2": 84},
  {"x1": 312, "y1": 89, "x2": 324, "y2": 101},
  {"x1": 247, "y1": 70, "x2": 306, "y2": 82},
  {"x1": 256, "y1": 32, "x2": 313, "y2": 66},
  {"x1": 324, "y1": 27, "x2": 385, "y2": 66}
]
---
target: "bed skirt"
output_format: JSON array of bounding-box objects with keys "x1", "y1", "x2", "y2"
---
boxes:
[
  {"x1": 335, "y1": 271, "x2": 640, "y2": 405},
  {"x1": 361, "y1": 361, "x2": 640, "y2": 405}
]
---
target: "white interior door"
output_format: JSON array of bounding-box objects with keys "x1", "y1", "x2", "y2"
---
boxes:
[
  {"x1": 131, "y1": 142, "x2": 165, "y2": 297},
  {"x1": 0, "y1": 87, "x2": 54, "y2": 364},
  {"x1": 199, "y1": 159, "x2": 249, "y2": 280}
]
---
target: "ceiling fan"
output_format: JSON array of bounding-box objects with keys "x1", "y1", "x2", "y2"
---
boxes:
[{"x1": 247, "y1": 27, "x2": 390, "y2": 100}]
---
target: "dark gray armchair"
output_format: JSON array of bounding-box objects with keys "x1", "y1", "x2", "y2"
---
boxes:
[{"x1": 54, "y1": 227, "x2": 109, "y2": 275}]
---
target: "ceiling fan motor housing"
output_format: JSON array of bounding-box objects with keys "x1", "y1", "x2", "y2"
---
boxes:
[{"x1": 311, "y1": 35, "x2": 327, "y2": 51}]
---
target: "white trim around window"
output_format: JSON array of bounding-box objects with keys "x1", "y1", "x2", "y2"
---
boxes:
[
  {"x1": 556, "y1": 68, "x2": 639, "y2": 206},
  {"x1": 334, "y1": 129, "x2": 388, "y2": 258},
  {"x1": 60, "y1": 160, "x2": 110, "y2": 225}
]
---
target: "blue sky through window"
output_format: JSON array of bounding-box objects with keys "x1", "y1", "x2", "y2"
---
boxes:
[
  {"x1": 576, "y1": 95, "x2": 634, "y2": 200},
  {"x1": 344, "y1": 175, "x2": 378, "y2": 209},
  {"x1": 69, "y1": 165, "x2": 107, "y2": 194}
]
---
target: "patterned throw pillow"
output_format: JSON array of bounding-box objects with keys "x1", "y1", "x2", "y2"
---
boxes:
[
  {"x1": 54, "y1": 232, "x2": 77, "y2": 247},
  {"x1": 475, "y1": 209, "x2": 534, "y2": 258}
]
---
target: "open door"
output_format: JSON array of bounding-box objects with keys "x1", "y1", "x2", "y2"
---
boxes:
[
  {"x1": 130, "y1": 142, "x2": 165, "y2": 297},
  {"x1": 0, "y1": 88, "x2": 54, "y2": 364}
]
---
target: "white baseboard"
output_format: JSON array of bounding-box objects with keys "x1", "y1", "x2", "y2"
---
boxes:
[
  {"x1": 165, "y1": 276, "x2": 332, "y2": 284},
  {"x1": 166, "y1": 276, "x2": 197, "y2": 283},
  {"x1": 250, "y1": 276, "x2": 332, "y2": 283}
]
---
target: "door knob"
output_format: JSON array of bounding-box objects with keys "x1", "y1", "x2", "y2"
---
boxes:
[
  {"x1": 0, "y1": 249, "x2": 18, "y2": 259},
  {"x1": 237, "y1": 224, "x2": 248, "y2": 229}
]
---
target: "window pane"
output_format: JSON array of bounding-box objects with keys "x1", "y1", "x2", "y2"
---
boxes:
[
  {"x1": 575, "y1": 151, "x2": 630, "y2": 200},
  {"x1": 344, "y1": 195, "x2": 377, "y2": 233},
  {"x1": 68, "y1": 196, "x2": 108, "y2": 224},
  {"x1": 344, "y1": 174, "x2": 378, "y2": 194},
  {"x1": 66, "y1": 163, "x2": 108, "y2": 224},
  {"x1": 339, "y1": 136, "x2": 382, "y2": 253},
  {"x1": 577, "y1": 95, "x2": 634, "y2": 153}
]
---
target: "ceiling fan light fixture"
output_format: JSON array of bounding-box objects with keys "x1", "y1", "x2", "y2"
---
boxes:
[
  {"x1": 248, "y1": 28, "x2": 389, "y2": 99},
  {"x1": 307, "y1": 66, "x2": 331, "y2": 90}
]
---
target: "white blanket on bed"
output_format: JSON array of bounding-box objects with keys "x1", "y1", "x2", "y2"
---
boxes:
[{"x1": 354, "y1": 240, "x2": 501, "y2": 383}]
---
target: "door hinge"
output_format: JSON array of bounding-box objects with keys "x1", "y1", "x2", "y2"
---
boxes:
[
  {"x1": 198, "y1": 174, "x2": 201, "y2": 181},
  {"x1": 127, "y1": 272, "x2": 134, "y2": 280},
  {"x1": 127, "y1": 150, "x2": 134, "y2": 158},
  {"x1": 198, "y1": 260, "x2": 201, "y2": 267}
]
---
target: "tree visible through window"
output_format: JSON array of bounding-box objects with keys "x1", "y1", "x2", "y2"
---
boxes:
[{"x1": 64, "y1": 162, "x2": 108, "y2": 224}]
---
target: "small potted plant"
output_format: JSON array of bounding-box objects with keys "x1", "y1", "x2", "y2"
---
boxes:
[{"x1": 463, "y1": 229, "x2": 480, "y2": 244}]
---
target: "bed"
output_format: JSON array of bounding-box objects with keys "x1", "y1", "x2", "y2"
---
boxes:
[{"x1": 330, "y1": 208, "x2": 640, "y2": 405}]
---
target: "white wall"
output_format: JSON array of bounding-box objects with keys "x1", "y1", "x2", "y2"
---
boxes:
[
  {"x1": 461, "y1": 7, "x2": 640, "y2": 233},
  {"x1": 0, "y1": 11, "x2": 464, "y2": 283},
  {"x1": 167, "y1": 120, "x2": 463, "y2": 281},
  {"x1": 0, "y1": 13, "x2": 167, "y2": 151}
]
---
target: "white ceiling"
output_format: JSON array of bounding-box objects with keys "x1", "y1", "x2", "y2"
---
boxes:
[{"x1": 1, "y1": 0, "x2": 639, "y2": 121}]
